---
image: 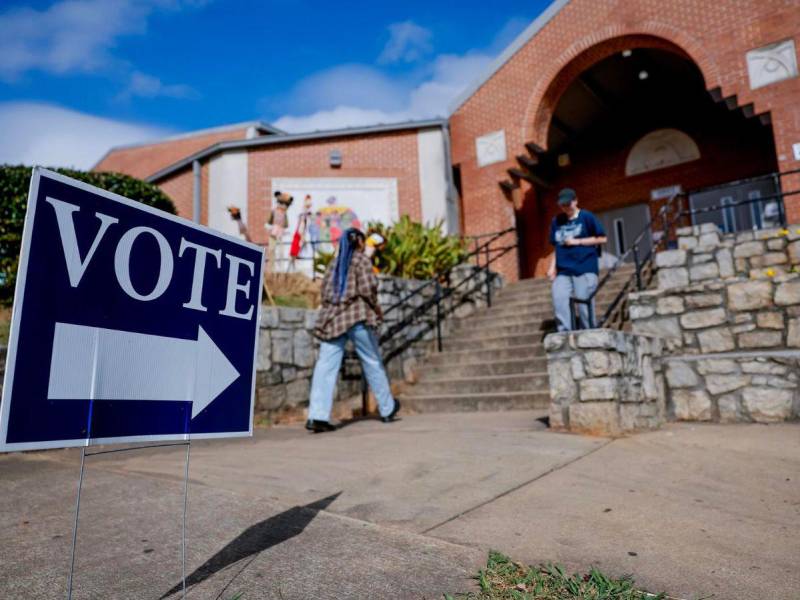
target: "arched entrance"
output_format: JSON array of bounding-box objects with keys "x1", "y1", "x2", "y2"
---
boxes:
[{"x1": 515, "y1": 38, "x2": 778, "y2": 278}]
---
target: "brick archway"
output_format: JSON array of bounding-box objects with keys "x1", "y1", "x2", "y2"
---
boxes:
[{"x1": 522, "y1": 26, "x2": 722, "y2": 149}]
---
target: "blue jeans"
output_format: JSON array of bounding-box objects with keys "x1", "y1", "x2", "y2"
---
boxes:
[
  {"x1": 308, "y1": 323, "x2": 395, "y2": 421},
  {"x1": 552, "y1": 273, "x2": 598, "y2": 331}
]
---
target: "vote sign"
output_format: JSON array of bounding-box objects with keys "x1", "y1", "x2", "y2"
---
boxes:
[{"x1": 0, "y1": 168, "x2": 265, "y2": 451}]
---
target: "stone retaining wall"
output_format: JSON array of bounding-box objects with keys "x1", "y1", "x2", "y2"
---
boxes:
[
  {"x1": 656, "y1": 223, "x2": 800, "y2": 290},
  {"x1": 544, "y1": 329, "x2": 666, "y2": 436},
  {"x1": 257, "y1": 265, "x2": 496, "y2": 414}
]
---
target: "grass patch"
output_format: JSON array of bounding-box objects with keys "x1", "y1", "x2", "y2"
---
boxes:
[
  {"x1": 0, "y1": 306, "x2": 11, "y2": 346},
  {"x1": 447, "y1": 551, "x2": 666, "y2": 600},
  {"x1": 273, "y1": 294, "x2": 312, "y2": 309}
]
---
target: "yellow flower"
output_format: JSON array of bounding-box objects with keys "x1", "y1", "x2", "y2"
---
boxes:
[
  {"x1": 780, "y1": 229, "x2": 789, "y2": 236},
  {"x1": 796, "y1": 229, "x2": 800, "y2": 234},
  {"x1": 766, "y1": 268, "x2": 776, "y2": 277}
]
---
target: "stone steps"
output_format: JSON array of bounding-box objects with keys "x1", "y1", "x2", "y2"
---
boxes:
[
  {"x1": 416, "y1": 356, "x2": 548, "y2": 378},
  {"x1": 399, "y1": 391, "x2": 551, "y2": 413},
  {"x1": 425, "y1": 344, "x2": 546, "y2": 365},
  {"x1": 410, "y1": 372, "x2": 549, "y2": 395},
  {"x1": 399, "y1": 267, "x2": 641, "y2": 415}
]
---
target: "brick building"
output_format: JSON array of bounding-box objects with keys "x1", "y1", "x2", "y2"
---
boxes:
[{"x1": 96, "y1": 0, "x2": 800, "y2": 281}]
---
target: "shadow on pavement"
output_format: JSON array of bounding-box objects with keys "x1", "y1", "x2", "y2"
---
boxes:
[{"x1": 161, "y1": 492, "x2": 341, "y2": 598}]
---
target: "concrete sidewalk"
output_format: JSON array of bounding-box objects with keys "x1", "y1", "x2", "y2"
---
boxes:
[{"x1": 1, "y1": 411, "x2": 798, "y2": 599}]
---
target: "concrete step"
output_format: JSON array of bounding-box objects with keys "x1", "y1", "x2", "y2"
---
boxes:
[
  {"x1": 442, "y1": 332, "x2": 543, "y2": 350},
  {"x1": 416, "y1": 356, "x2": 548, "y2": 378},
  {"x1": 426, "y1": 344, "x2": 545, "y2": 365},
  {"x1": 448, "y1": 321, "x2": 548, "y2": 340},
  {"x1": 409, "y1": 372, "x2": 549, "y2": 395},
  {"x1": 493, "y1": 283, "x2": 630, "y2": 304},
  {"x1": 399, "y1": 391, "x2": 551, "y2": 413}
]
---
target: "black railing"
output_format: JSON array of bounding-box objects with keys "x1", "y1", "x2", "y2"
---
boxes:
[
  {"x1": 341, "y1": 227, "x2": 517, "y2": 413},
  {"x1": 569, "y1": 168, "x2": 800, "y2": 331}
]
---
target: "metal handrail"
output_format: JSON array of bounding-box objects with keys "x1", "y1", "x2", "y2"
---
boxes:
[{"x1": 568, "y1": 169, "x2": 800, "y2": 330}]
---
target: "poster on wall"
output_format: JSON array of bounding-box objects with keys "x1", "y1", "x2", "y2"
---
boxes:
[{"x1": 269, "y1": 177, "x2": 400, "y2": 274}]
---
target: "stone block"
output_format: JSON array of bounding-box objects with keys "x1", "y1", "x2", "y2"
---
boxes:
[
  {"x1": 256, "y1": 330, "x2": 272, "y2": 371},
  {"x1": 718, "y1": 394, "x2": 740, "y2": 423},
  {"x1": 698, "y1": 223, "x2": 718, "y2": 234},
  {"x1": 281, "y1": 366, "x2": 297, "y2": 383},
  {"x1": 658, "y1": 267, "x2": 689, "y2": 290},
  {"x1": 305, "y1": 310, "x2": 319, "y2": 330},
  {"x1": 756, "y1": 312, "x2": 784, "y2": 330},
  {"x1": 697, "y1": 358, "x2": 738, "y2": 374},
  {"x1": 676, "y1": 226, "x2": 693, "y2": 236},
  {"x1": 751, "y1": 375, "x2": 796, "y2": 389},
  {"x1": 775, "y1": 279, "x2": 800, "y2": 306},
  {"x1": 665, "y1": 361, "x2": 699, "y2": 388},
  {"x1": 672, "y1": 389, "x2": 712, "y2": 421},
  {"x1": 632, "y1": 316, "x2": 681, "y2": 339},
  {"x1": 680, "y1": 308, "x2": 726, "y2": 329},
  {"x1": 766, "y1": 238, "x2": 787, "y2": 251},
  {"x1": 742, "y1": 387, "x2": 793, "y2": 422},
  {"x1": 583, "y1": 351, "x2": 622, "y2": 376},
  {"x1": 548, "y1": 404, "x2": 568, "y2": 430},
  {"x1": 788, "y1": 240, "x2": 800, "y2": 263},
  {"x1": 629, "y1": 303, "x2": 655, "y2": 320},
  {"x1": 678, "y1": 236, "x2": 698, "y2": 250},
  {"x1": 741, "y1": 360, "x2": 788, "y2": 375},
  {"x1": 570, "y1": 355, "x2": 586, "y2": 379},
  {"x1": 705, "y1": 374, "x2": 750, "y2": 395},
  {"x1": 547, "y1": 359, "x2": 576, "y2": 402},
  {"x1": 733, "y1": 241, "x2": 765, "y2": 258},
  {"x1": 655, "y1": 249, "x2": 687, "y2": 268},
  {"x1": 736, "y1": 231, "x2": 755, "y2": 243},
  {"x1": 716, "y1": 249, "x2": 735, "y2": 278},
  {"x1": 735, "y1": 258, "x2": 748, "y2": 272},
  {"x1": 642, "y1": 357, "x2": 659, "y2": 400},
  {"x1": 261, "y1": 307, "x2": 280, "y2": 328},
  {"x1": 732, "y1": 323, "x2": 757, "y2": 334},
  {"x1": 543, "y1": 332, "x2": 567, "y2": 352},
  {"x1": 692, "y1": 253, "x2": 713, "y2": 264},
  {"x1": 579, "y1": 377, "x2": 619, "y2": 401},
  {"x1": 788, "y1": 318, "x2": 800, "y2": 348},
  {"x1": 728, "y1": 279, "x2": 773, "y2": 311},
  {"x1": 686, "y1": 293, "x2": 723, "y2": 308},
  {"x1": 293, "y1": 329, "x2": 316, "y2": 368},
  {"x1": 737, "y1": 330, "x2": 783, "y2": 349},
  {"x1": 698, "y1": 232, "x2": 720, "y2": 247},
  {"x1": 576, "y1": 330, "x2": 618, "y2": 350},
  {"x1": 279, "y1": 307, "x2": 306, "y2": 323},
  {"x1": 285, "y1": 378, "x2": 311, "y2": 405},
  {"x1": 568, "y1": 402, "x2": 620, "y2": 435},
  {"x1": 271, "y1": 330, "x2": 294, "y2": 364},
  {"x1": 697, "y1": 327, "x2": 735, "y2": 353},
  {"x1": 760, "y1": 252, "x2": 789, "y2": 266},
  {"x1": 657, "y1": 296, "x2": 685, "y2": 315}
]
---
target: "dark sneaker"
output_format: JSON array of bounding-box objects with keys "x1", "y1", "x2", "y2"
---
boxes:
[
  {"x1": 305, "y1": 419, "x2": 337, "y2": 433},
  {"x1": 381, "y1": 399, "x2": 401, "y2": 423}
]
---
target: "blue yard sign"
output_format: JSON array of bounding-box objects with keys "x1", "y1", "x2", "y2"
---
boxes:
[{"x1": 0, "y1": 168, "x2": 265, "y2": 452}]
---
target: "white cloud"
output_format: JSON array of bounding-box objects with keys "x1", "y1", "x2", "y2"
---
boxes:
[
  {"x1": 0, "y1": 0, "x2": 205, "y2": 85},
  {"x1": 271, "y1": 17, "x2": 524, "y2": 133},
  {"x1": 117, "y1": 71, "x2": 200, "y2": 101},
  {"x1": 0, "y1": 101, "x2": 173, "y2": 169},
  {"x1": 378, "y1": 21, "x2": 433, "y2": 65}
]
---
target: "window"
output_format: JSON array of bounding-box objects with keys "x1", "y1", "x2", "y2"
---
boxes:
[
  {"x1": 720, "y1": 196, "x2": 736, "y2": 233},
  {"x1": 614, "y1": 218, "x2": 626, "y2": 256}
]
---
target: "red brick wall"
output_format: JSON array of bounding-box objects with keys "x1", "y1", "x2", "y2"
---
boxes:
[
  {"x1": 158, "y1": 169, "x2": 193, "y2": 219},
  {"x1": 451, "y1": 0, "x2": 800, "y2": 280},
  {"x1": 94, "y1": 127, "x2": 252, "y2": 180},
  {"x1": 246, "y1": 130, "x2": 422, "y2": 245}
]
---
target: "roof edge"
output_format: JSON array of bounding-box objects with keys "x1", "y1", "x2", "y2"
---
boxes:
[
  {"x1": 146, "y1": 118, "x2": 447, "y2": 183},
  {"x1": 94, "y1": 119, "x2": 285, "y2": 169},
  {"x1": 447, "y1": 0, "x2": 572, "y2": 115}
]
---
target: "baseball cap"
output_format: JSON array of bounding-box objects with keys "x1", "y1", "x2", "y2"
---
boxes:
[{"x1": 557, "y1": 188, "x2": 577, "y2": 205}]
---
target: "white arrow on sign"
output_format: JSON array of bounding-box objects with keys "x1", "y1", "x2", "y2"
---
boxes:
[{"x1": 48, "y1": 322, "x2": 240, "y2": 418}]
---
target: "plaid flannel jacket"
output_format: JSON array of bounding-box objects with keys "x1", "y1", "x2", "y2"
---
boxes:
[{"x1": 314, "y1": 252, "x2": 380, "y2": 340}]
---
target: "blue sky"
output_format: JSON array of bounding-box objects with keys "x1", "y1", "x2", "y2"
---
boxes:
[{"x1": 0, "y1": 0, "x2": 550, "y2": 169}]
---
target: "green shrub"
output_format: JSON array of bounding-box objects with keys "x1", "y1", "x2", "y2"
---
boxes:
[
  {"x1": 370, "y1": 216, "x2": 468, "y2": 280},
  {"x1": 0, "y1": 165, "x2": 176, "y2": 305}
]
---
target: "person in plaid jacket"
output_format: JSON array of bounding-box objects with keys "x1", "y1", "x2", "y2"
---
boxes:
[{"x1": 306, "y1": 228, "x2": 400, "y2": 432}]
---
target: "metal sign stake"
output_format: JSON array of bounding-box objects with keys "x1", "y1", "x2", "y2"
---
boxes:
[
  {"x1": 66, "y1": 446, "x2": 87, "y2": 600},
  {"x1": 181, "y1": 441, "x2": 191, "y2": 599}
]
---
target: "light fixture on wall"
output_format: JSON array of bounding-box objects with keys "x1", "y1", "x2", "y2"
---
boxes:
[
  {"x1": 622, "y1": 49, "x2": 632, "y2": 57},
  {"x1": 638, "y1": 70, "x2": 649, "y2": 80},
  {"x1": 558, "y1": 153, "x2": 570, "y2": 167},
  {"x1": 329, "y1": 149, "x2": 342, "y2": 168}
]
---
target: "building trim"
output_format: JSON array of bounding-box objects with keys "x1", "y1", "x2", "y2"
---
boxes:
[
  {"x1": 147, "y1": 119, "x2": 447, "y2": 183},
  {"x1": 447, "y1": 0, "x2": 572, "y2": 115}
]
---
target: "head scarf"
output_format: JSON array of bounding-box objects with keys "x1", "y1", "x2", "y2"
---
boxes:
[{"x1": 331, "y1": 228, "x2": 365, "y2": 303}]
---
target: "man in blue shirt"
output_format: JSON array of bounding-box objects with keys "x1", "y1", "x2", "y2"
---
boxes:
[{"x1": 547, "y1": 188, "x2": 607, "y2": 331}]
